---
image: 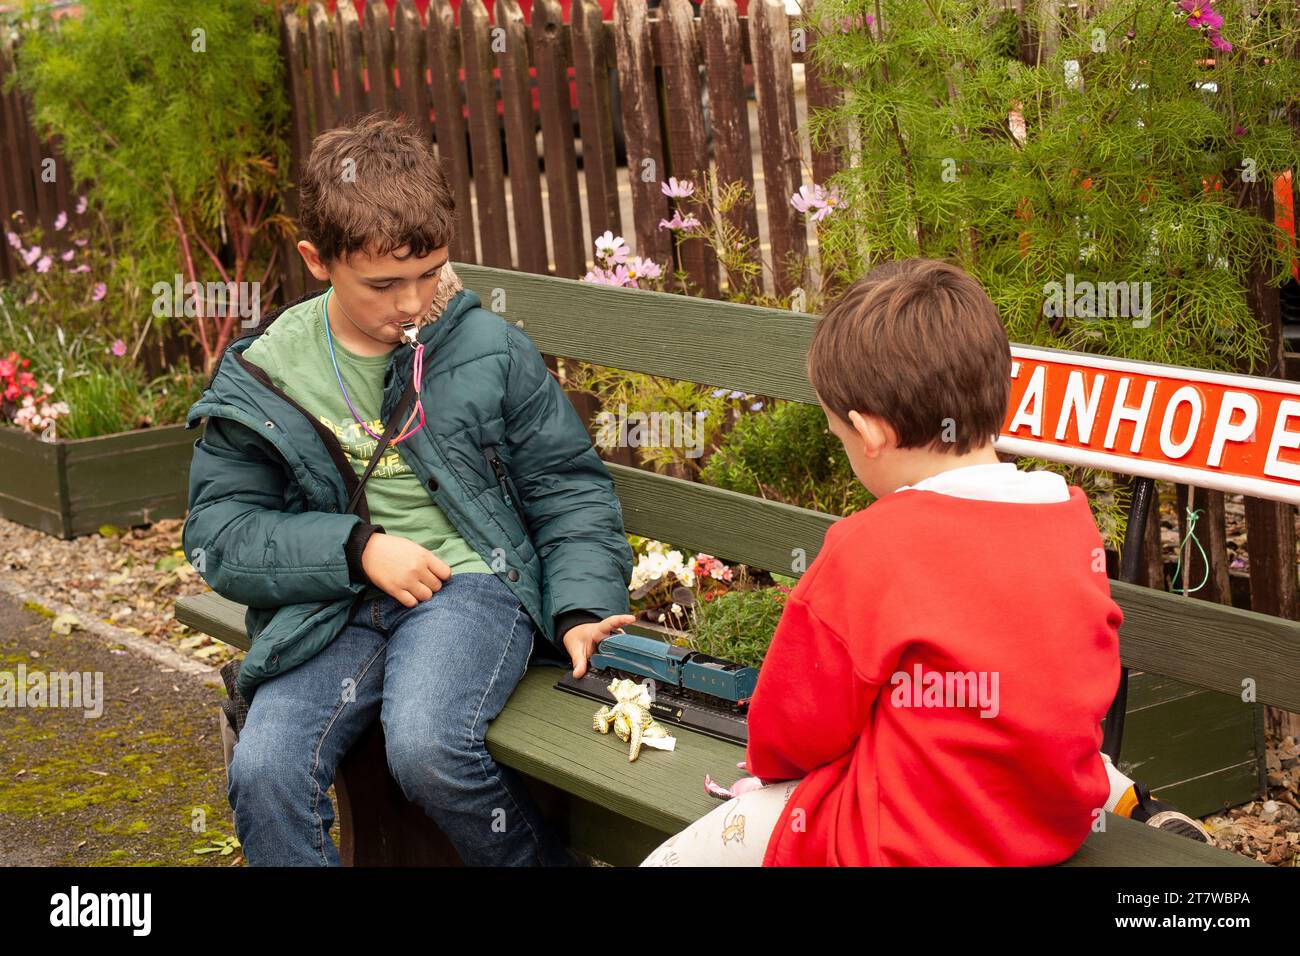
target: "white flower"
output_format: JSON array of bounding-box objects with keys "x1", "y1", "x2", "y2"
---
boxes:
[{"x1": 594, "y1": 230, "x2": 629, "y2": 266}]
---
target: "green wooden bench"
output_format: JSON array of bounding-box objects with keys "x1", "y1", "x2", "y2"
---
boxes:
[{"x1": 175, "y1": 263, "x2": 1300, "y2": 866}]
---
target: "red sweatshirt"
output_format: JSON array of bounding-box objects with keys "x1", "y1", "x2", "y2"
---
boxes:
[{"x1": 745, "y1": 486, "x2": 1122, "y2": 866}]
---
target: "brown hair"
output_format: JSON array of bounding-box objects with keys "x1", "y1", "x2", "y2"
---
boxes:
[
  {"x1": 806, "y1": 258, "x2": 1010, "y2": 456},
  {"x1": 298, "y1": 111, "x2": 456, "y2": 266}
]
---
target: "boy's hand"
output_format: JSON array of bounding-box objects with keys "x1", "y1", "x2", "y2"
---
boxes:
[
  {"x1": 562, "y1": 614, "x2": 637, "y2": 678},
  {"x1": 360, "y1": 532, "x2": 451, "y2": 608}
]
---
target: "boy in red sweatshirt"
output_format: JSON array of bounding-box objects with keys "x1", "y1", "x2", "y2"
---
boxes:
[{"x1": 642, "y1": 258, "x2": 1198, "y2": 867}]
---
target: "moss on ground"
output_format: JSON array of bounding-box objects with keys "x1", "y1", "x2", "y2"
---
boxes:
[{"x1": 0, "y1": 595, "x2": 240, "y2": 866}]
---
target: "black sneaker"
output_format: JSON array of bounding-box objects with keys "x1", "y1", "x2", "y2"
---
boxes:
[{"x1": 1129, "y1": 781, "x2": 1213, "y2": 844}]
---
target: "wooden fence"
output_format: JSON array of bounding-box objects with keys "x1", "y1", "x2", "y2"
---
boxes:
[{"x1": 273, "y1": 0, "x2": 841, "y2": 301}]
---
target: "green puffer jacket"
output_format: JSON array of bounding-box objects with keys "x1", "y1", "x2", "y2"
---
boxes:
[{"x1": 182, "y1": 287, "x2": 633, "y2": 700}]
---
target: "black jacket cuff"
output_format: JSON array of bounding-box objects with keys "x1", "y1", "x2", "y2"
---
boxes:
[
  {"x1": 554, "y1": 609, "x2": 602, "y2": 645},
  {"x1": 345, "y1": 522, "x2": 385, "y2": 584}
]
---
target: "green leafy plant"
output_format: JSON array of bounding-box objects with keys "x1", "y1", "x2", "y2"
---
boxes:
[
  {"x1": 4, "y1": 205, "x2": 152, "y2": 356},
  {"x1": 573, "y1": 164, "x2": 847, "y2": 482},
  {"x1": 12, "y1": 0, "x2": 292, "y2": 375},
  {"x1": 808, "y1": 0, "x2": 1300, "y2": 373},
  {"x1": 1, "y1": 286, "x2": 203, "y2": 438},
  {"x1": 687, "y1": 586, "x2": 790, "y2": 669},
  {"x1": 192, "y1": 834, "x2": 241, "y2": 857},
  {"x1": 49, "y1": 363, "x2": 202, "y2": 439},
  {"x1": 700, "y1": 399, "x2": 874, "y2": 515},
  {"x1": 565, "y1": 359, "x2": 749, "y2": 478}
]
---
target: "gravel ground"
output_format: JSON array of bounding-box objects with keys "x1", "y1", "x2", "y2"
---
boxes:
[{"x1": 0, "y1": 512, "x2": 1296, "y2": 865}]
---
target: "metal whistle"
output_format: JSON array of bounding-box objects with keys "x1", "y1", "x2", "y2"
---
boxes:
[{"x1": 399, "y1": 322, "x2": 420, "y2": 347}]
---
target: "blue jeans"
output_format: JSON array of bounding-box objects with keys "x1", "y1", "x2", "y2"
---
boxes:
[{"x1": 227, "y1": 571, "x2": 572, "y2": 866}]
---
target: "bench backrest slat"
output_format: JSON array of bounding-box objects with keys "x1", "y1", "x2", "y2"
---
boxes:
[
  {"x1": 610, "y1": 462, "x2": 829, "y2": 577},
  {"x1": 459, "y1": 264, "x2": 818, "y2": 402}
]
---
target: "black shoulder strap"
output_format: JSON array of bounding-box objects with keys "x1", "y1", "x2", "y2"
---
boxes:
[{"x1": 345, "y1": 372, "x2": 419, "y2": 516}]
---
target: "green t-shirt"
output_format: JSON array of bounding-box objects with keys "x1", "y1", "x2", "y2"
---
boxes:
[{"x1": 243, "y1": 292, "x2": 492, "y2": 601}]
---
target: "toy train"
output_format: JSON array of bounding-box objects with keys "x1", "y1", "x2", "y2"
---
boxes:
[{"x1": 554, "y1": 630, "x2": 758, "y2": 744}]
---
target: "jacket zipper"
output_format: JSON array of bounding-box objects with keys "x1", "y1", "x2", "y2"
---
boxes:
[{"x1": 483, "y1": 445, "x2": 524, "y2": 519}]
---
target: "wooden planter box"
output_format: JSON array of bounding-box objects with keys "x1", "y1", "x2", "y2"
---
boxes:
[{"x1": 0, "y1": 423, "x2": 194, "y2": 539}]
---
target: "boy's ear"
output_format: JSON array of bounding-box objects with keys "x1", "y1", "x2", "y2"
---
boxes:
[
  {"x1": 847, "y1": 410, "x2": 895, "y2": 458},
  {"x1": 297, "y1": 240, "x2": 331, "y2": 282}
]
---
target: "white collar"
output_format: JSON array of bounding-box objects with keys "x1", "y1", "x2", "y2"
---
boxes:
[{"x1": 898, "y1": 462, "x2": 1070, "y2": 504}]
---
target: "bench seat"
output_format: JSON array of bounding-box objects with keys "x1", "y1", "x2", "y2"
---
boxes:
[{"x1": 175, "y1": 591, "x2": 1261, "y2": 867}]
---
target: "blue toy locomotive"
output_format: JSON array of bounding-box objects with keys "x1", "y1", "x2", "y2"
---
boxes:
[
  {"x1": 554, "y1": 630, "x2": 758, "y2": 744},
  {"x1": 589, "y1": 632, "x2": 758, "y2": 702}
]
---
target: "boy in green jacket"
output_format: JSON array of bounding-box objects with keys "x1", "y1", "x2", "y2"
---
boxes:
[{"x1": 182, "y1": 112, "x2": 634, "y2": 866}]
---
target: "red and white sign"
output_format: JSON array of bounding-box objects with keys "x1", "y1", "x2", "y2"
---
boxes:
[{"x1": 997, "y1": 346, "x2": 1300, "y2": 505}]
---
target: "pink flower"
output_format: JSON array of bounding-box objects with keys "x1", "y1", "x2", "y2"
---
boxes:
[
  {"x1": 110, "y1": 338, "x2": 127, "y2": 357},
  {"x1": 1209, "y1": 31, "x2": 1233, "y2": 52},
  {"x1": 623, "y1": 256, "x2": 662, "y2": 287},
  {"x1": 594, "y1": 230, "x2": 629, "y2": 266},
  {"x1": 790, "y1": 183, "x2": 842, "y2": 222},
  {"x1": 838, "y1": 14, "x2": 874, "y2": 32},
  {"x1": 53, "y1": 211, "x2": 67, "y2": 231},
  {"x1": 22, "y1": 245, "x2": 41, "y2": 266},
  {"x1": 581, "y1": 266, "x2": 622, "y2": 286},
  {"x1": 661, "y1": 177, "x2": 695, "y2": 199},
  {"x1": 60, "y1": 249, "x2": 75, "y2": 261},
  {"x1": 658, "y1": 210, "x2": 702, "y2": 231},
  {"x1": 1179, "y1": 1, "x2": 1223, "y2": 31},
  {"x1": 73, "y1": 238, "x2": 88, "y2": 247},
  {"x1": 71, "y1": 263, "x2": 90, "y2": 274},
  {"x1": 75, "y1": 195, "x2": 87, "y2": 215},
  {"x1": 5, "y1": 231, "x2": 20, "y2": 250},
  {"x1": 35, "y1": 255, "x2": 52, "y2": 273},
  {"x1": 91, "y1": 282, "x2": 107, "y2": 302}
]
